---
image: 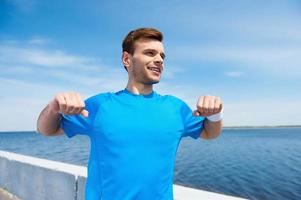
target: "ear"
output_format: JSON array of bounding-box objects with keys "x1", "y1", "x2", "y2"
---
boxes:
[{"x1": 122, "y1": 52, "x2": 131, "y2": 70}]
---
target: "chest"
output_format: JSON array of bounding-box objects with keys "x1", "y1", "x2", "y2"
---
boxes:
[{"x1": 92, "y1": 101, "x2": 183, "y2": 145}]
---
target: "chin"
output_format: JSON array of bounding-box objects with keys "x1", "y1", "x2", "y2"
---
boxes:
[
  {"x1": 142, "y1": 72, "x2": 161, "y2": 85},
  {"x1": 145, "y1": 78, "x2": 160, "y2": 85}
]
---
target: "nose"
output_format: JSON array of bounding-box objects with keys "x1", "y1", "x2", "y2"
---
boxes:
[{"x1": 154, "y1": 54, "x2": 164, "y2": 66}]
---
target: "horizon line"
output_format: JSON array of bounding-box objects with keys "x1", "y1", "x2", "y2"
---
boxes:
[{"x1": 1, "y1": 125, "x2": 301, "y2": 133}]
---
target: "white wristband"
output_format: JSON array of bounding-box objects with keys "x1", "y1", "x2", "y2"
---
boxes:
[{"x1": 206, "y1": 108, "x2": 223, "y2": 122}]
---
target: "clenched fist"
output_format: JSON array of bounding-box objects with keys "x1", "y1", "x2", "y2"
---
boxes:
[
  {"x1": 193, "y1": 95, "x2": 223, "y2": 117},
  {"x1": 48, "y1": 92, "x2": 89, "y2": 118}
]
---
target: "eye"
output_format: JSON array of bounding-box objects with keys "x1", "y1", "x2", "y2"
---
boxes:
[{"x1": 145, "y1": 51, "x2": 155, "y2": 56}]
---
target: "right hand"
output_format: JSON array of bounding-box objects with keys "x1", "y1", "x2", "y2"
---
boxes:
[{"x1": 48, "y1": 92, "x2": 89, "y2": 118}]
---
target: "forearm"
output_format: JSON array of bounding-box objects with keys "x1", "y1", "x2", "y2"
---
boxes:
[
  {"x1": 202, "y1": 119, "x2": 222, "y2": 139},
  {"x1": 37, "y1": 103, "x2": 62, "y2": 136}
]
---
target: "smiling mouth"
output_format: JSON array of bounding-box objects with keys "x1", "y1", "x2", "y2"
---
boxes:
[{"x1": 147, "y1": 67, "x2": 161, "y2": 74}]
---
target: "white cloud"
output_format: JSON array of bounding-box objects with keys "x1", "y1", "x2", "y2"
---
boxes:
[
  {"x1": 27, "y1": 37, "x2": 50, "y2": 45},
  {"x1": 225, "y1": 71, "x2": 243, "y2": 77},
  {"x1": 224, "y1": 100, "x2": 301, "y2": 126},
  {"x1": 2, "y1": 65, "x2": 33, "y2": 74},
  {"x1": 170, "y1": 45, "x2": 301, "y2": 77},
  {"x1": 161, "y1": 65, "x2": 186, "y2": 80},
  {"x1": 172, "y1": 46, "x2": 301, "y2": 66},
  {"x1": 0, "y1": 45, "x2": 91, "y2": 67},
  {"x1": 0, "y1": 40, "x2": 117, "y2": 87}
]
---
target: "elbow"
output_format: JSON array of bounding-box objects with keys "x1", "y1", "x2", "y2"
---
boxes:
[
  {"x1": 36, "y1": 127, "x2": 49, "y2": 136},
  {"x1": 36, "y1": 126, "x2": 43, "y2": 135},
  {"x1": 36, "y1": 120, "x2": 61, "y2": 136},
  {"x1": 36, "y1": 121, "x2": 46, "y2": 136},
  {"x1": 36, "y1": 127, "x2": 56, "y2": 136}
]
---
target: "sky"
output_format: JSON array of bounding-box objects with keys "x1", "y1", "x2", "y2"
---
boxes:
[{"x1": 1, "y1": 0, "x2": 301, "y2": 131}]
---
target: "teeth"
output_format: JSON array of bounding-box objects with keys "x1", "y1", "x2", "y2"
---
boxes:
[{"x1": 148, "y1": 67, "x2": 160, "y2": 73}]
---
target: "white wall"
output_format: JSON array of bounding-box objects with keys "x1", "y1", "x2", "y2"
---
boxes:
[{"x1": 0, "y1": 150, "x2": 246, "y2": 200}]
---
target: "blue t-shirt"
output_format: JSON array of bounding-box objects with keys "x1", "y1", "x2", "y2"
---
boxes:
[{"x1": 61, "y1": 89, "x2": 204, "y2": 200}]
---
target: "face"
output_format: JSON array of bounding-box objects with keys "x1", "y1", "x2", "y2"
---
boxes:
[{"x1": 123, "y1": 38, "x2": 165, "y2": 85}]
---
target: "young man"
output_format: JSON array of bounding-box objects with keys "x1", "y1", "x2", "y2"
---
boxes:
[{"x1": 37, "y1": 28, "x2": 223, "y2": 200}]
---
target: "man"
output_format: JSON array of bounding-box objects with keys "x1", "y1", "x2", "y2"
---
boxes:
[{"x1": 37, "y1": 27, "x2": 223, "y2": 200}]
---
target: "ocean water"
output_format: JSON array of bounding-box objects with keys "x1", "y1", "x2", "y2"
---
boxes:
[{"x1": 0, "y1": 127, "x2": 301, "y2": 200}]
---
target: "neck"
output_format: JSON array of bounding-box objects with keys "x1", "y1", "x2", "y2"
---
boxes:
[{"x1": 125, "y1": 81, "x2": 153, "y2": 95}]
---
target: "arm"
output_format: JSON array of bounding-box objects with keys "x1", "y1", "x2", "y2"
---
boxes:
[
  {"x1": 37, "y1": 92, "x2": 88, "y2": 136},
  {"x1": 36, "y1": 103, "x2": 64, "y2": 136},
  {"x1": 201, "y1": 119, "x2": 222, "y2": 140},
  {"x1": 193, "y1": 95, "x2": 223, "y2": 140}
]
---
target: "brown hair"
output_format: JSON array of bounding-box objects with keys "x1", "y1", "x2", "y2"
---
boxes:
[{"x1": 122, "y1": 27, "x2": 163, "y2": 55}]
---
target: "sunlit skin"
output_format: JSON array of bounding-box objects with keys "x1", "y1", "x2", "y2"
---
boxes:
[{"x1": 122, "y1": 38, "x2": 165, "y2": 95}]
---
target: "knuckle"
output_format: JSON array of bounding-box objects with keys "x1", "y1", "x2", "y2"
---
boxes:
[
  {"x1": 59, "y1": 102, "x2": 67, "y2": 107},
  {"x1": 73, "y1": 108, "x2": 80, "y2": 113},
  {"x1": 75, "y1": 106, "x2": 82, "y2": 112},
  {"x1": 68, "y1": 104, "x2": 75, "y2": 109}
]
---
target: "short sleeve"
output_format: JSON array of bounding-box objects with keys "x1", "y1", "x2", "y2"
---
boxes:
[
  {"x1": 61, "y1": 115, "x2": 90, "y2": 138},
  {"x1": 60, "y1": 97, "x2": 95, "y2": 138},
  {"x1": 180, "y1": 101, "x2": 205, "y2": 139}
]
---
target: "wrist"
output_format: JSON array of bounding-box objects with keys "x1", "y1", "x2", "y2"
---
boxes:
[{"x1": 206, "y1": 108, "x2": 223, "y2": 122}]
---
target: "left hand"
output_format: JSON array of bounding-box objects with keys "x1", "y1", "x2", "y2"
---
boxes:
[{"x1": 193, "y1": 95, "x2": 223, "y2": 117}]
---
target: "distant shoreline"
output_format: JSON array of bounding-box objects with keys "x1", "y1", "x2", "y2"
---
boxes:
[
  {"x1": 0, "y1": 125, "x2": 301, "y2": 133},
  {"x1": 223, "y1": 125, "x2": 301, "y2": 129}
]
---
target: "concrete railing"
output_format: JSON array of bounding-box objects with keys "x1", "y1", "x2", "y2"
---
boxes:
[{"x1": 0, "y1": 150, "x2": 246, "y2": 200}]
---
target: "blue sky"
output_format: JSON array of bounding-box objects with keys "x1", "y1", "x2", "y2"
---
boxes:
[{"x1": 1, "y1": 0, "x2": 301, "y2": 131}]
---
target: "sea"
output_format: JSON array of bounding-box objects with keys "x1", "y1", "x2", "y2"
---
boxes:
[{"x1": 0, "y1": 127, "x2": 301, "y2": 200}]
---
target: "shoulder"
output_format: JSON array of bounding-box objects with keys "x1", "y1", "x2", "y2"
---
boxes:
[
  {"x1": 162, "y1": 94, "x2": 193, "y2": 111},
  {"x1": 84, "y1": 92, "x2": 112, "y2": 106},
  {"x1": 156, "y1": 94, "x2": 189, "y2": 110},
  {"x1": 161, "y1": 94, "x2": 186, "y2": 105}
]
